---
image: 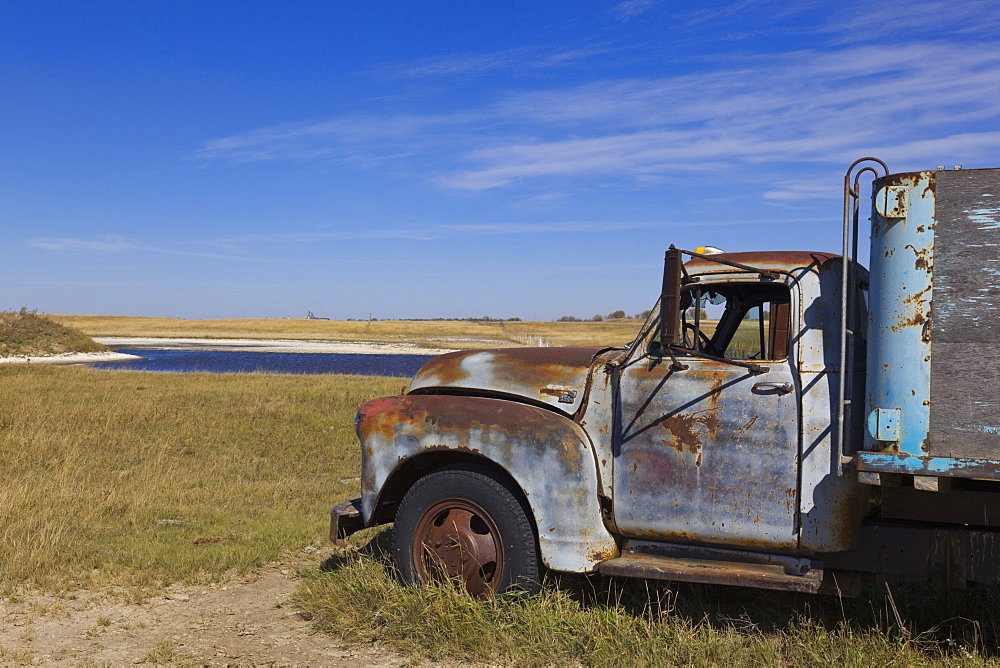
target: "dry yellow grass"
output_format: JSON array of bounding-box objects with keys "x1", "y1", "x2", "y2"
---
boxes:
[
  {"x1": 49, "y1": 314, "x2": 646, "y2": 349},
  {"x1": 1, "y1": 309, "x2": 106, "y2": 357}
]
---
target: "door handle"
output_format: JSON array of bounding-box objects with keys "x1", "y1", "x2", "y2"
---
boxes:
[{"x1": 753, "y1": 381, "x2": 793, "y2": 394}]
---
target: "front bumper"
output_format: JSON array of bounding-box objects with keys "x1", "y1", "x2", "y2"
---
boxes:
[{"x1": 329, "y1": 497, "x2": 365, "y2": 544}]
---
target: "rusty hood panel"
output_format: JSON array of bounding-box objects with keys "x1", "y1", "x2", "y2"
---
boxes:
[{"x1": 408, "y1": 346, "x2": 608, "y2": 414}]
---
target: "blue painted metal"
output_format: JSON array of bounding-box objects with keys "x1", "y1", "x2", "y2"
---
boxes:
[
  {"x1": 857, "y1": 452, "x2": 1000, "y2": 479},
  {"x1": 868, "y1": 407, "x2": 901, "y2": 443},
  {"x1": 864, "y1": 170, "x2": 936, "y2": 460}
]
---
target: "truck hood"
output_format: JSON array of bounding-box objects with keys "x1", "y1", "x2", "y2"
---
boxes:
[{"x1": 409, "y1": 346, "x2": 608, "y2": 414}]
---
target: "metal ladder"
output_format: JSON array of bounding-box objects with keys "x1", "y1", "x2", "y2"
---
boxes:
[{"x1": 836, "y1": 158, "x2": 888, "y2": 475}]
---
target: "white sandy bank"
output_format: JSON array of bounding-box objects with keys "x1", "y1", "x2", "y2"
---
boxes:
[
  {"x1": 92, "y1": 337, "x2": 459, "y2": 356},
  {"x1": 0, "y1": 351, "x2": 144, "y2": 365}
]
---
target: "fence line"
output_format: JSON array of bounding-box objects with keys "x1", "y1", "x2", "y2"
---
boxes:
[{"x1": 506, "y1": 331, "x2": 549, "y2": 347}]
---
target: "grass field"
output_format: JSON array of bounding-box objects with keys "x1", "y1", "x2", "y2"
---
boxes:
[
  {"x1": 3, "y1": 365, "x2": 998, "y2": 664},
  {"x1": 49, "y1": 314, "x2": 645, "y2": 349},
  {"x1": 0, "y1": 365, "x2": 399, "y2": 592}
]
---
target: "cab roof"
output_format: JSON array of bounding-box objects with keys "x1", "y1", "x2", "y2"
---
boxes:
[{"x1": 685, "y1": 251, "x2": 841, "y2": 274}]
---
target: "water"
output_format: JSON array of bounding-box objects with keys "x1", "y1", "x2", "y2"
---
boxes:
[{"x1": 88, "y1": 349, "x2": 435, "y2": 377}]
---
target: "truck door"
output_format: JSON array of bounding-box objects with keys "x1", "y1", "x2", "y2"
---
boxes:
[{"x1": 613, "y1": 280, "x2": 800, "y2": 550}]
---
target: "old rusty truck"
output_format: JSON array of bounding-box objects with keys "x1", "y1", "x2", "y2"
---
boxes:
[{"x1": 332, "y1": 158, "x2": 1000, "y2": 599}]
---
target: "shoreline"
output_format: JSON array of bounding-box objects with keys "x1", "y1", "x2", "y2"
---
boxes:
[
  {"x1": 92, "y1": 336, "x2": 460, "y2": 356},
  {"x1": 0, "y1": 350, "x2": 144, "y2": 365},
  {"x1": 1, "y1": 337, "x2": 465, "y2": 365}
]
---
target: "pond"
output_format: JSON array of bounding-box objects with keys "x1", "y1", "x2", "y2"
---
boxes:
[{"x1": 88, "y1": 349, "x2": 436, "y2": 377}]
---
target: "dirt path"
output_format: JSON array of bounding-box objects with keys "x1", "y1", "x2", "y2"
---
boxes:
[{"x1": 0, "y1": 552, "x2": 402, "y2": 665}]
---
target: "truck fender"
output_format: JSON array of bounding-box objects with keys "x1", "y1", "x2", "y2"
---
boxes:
[{"x1": 356, "y1": 394, "x2": 620, "y2": 573}]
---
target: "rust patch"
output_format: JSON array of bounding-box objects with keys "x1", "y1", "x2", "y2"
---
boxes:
[
  {"x1": 892, "y1": 310, "x2": 926, "y2": 332},
  {"x1": 492, "y1": 347, "x2": 603, "y2": 389},
  {"x1": 409, "y1": 347, "x2": 605, "y2": 411},
  {"x1": 904, "y1": 244, "x2": 932, "y2": 272},
  {"x1": 708, "y1": 377, "x2": 723, "y2": 409},
  {"x1": 660, "y1": 407, "x2": 723, "y2": 467},
  {"x1": 358, "y1": 394, "x2": 589, "y2": 475},
  {"x1": 903, "y1": 285, "x2": 931, "y2": 306},
  {"x1": 878, "y1": 171, "x2": 921, "y2": 188},
  {"x1": 922, "y1": 174, "x2": 936, "y2": 198},
  {"x1": 411, "y1": 350, "x2": 479, "y2": 386},
  {"x1": 587, "y1": 545, "x2": 619, "y2": 563},
  {"x1": 737, "y1": 415, "x2": 759, "y2": 435},
  {"x1": 685, "y1": 250, "x2": 838, "y2": 275},
  {"x1": 359, "y1": 396, "x2": 404, "y2": 422}
]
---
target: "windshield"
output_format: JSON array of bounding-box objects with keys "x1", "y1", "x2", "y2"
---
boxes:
[{"x1": 674, "y1": 282, "x2": 792, "y2": 361}]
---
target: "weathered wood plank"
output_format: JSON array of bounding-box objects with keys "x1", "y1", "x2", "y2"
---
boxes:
[{"x1": 928, "y1": 168, "x2": 1000, "y2": 459}]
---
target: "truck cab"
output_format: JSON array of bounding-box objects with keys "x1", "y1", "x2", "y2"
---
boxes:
[{"x1": 334, "y1": 249, "x2": 871, "y2": 596}]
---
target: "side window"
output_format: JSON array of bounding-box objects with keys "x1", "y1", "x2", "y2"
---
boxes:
[{"x1": 677, "y1": 283, "x2": 791, "y2": 361}]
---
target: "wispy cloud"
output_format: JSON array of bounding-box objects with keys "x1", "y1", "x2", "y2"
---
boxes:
[
  {"x1": 26, "y1": 235, "x2": 138, "y2": 253},
  {"x1": 372, "y1": 45, "x2": 616, "y2": 80},
  {"x1": 387, "y1": 49, "x2": 528, "y2": 79},
  {"x1": 197, "y1": 31, "x2": 1000, "y2": 194},
  {"x1": 764, "y1": 182, "x2": 840, "y2": 201},
  {"x1": 444, "y1": 43, "x2": 1000, "y2": 188},
  {"x1": 26, "y1": 235, "x2": 268, "y2": 261},
  {"x1": 205, "y1": 220, "x2": 662, "y2": 245},
  {"x1": 201, "y1": 217, "x2": 774, "y2": 249},
  {"x1": 194, "y1": 114, "x2": 459, "y2": 162},
  {"x1": 611, "y1": 0, "x2": 662, "y2": 20},
  {"x1": 824, "y1": 0, "x2": 1000, "y2": 43}
]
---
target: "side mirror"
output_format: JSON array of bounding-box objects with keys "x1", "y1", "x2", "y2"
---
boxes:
[{"x1": 659, "y1": 246, "x2": 682, "y2": 349}]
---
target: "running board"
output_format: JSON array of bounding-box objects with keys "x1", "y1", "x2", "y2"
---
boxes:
[{"x1": 598, "y1": 550, "x2": 824, "y2": 593}]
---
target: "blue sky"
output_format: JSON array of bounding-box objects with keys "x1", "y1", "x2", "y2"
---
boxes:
[{"x1": 3, "y1": 1, "x2": 999, "y2": 320}]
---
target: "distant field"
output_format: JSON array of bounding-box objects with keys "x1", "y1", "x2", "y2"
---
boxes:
[{"x1": 50, "y1": 315, "x2": 646, "y2": 349}]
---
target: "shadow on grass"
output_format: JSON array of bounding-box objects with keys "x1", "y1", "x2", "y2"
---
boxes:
[
  {"x1": 316, "y1": 530, "x2": 1000, "y2": 658},
  {"x1": 548, "y1": 569, "x2": 1000, "y2": 657},
  {"x1": 319, "y1": 526, "x2": 394, "y2": 574}
]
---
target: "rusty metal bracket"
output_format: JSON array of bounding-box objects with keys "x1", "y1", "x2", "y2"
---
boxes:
[{"x1": 330, "y1": 498, "x2": 365, "y2": 544}]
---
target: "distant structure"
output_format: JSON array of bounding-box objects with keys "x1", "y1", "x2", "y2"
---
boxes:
[{"x1": 305, "y1": 311, "x2": 330, "y2": 321}]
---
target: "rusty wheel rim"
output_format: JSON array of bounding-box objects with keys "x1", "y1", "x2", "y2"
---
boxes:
[{"x1": 412, "y1": 498, "x2": 504, "y2": 599}]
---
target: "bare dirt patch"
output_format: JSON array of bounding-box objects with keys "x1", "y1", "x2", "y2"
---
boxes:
[{"x1": 0, "y1": 550, "x2": 402, "y2": 665}]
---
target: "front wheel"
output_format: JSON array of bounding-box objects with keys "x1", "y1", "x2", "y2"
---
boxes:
[{"x1": 392, "y1": 466, "x2": 541, "y2": 599}]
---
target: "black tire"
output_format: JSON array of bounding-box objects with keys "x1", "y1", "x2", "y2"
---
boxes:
[{"x1": 392, "y1": 465, "x2": 541, "y2": 599}]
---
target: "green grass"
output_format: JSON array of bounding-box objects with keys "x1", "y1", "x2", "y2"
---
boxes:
[
  {"x1": 0, "y1": 308, "x2": 106, "y2": 357},
  {"x1": 297, "y1": 540, "x2": 997, "y2": 666}
]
